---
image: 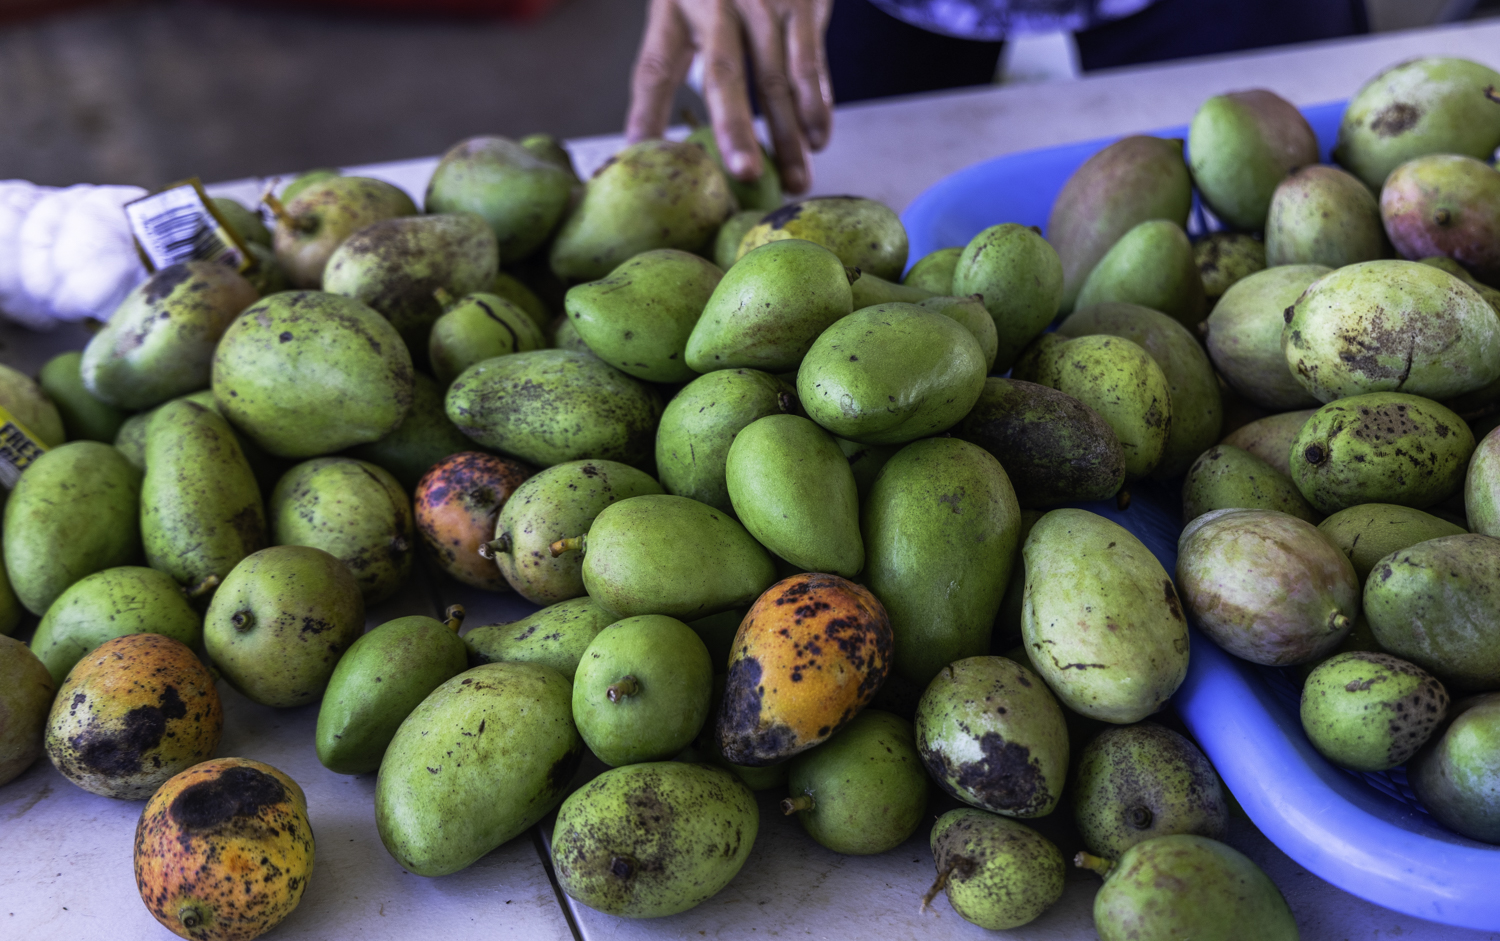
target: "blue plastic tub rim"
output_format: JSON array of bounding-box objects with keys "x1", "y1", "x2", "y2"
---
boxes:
[{"x1": 900, "y1": 99, "x2": 1500, "y2": 930}]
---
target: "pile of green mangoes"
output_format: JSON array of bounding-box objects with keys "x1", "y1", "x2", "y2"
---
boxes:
[{"x1": 1, "y1": 51, "x2": 1499, "y2": 941}]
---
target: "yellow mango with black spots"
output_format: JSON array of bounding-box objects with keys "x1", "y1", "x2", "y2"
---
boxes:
[
  {"x1": 717, "y1": 573, "x2": 892, "y2": 766},
  {"x1": 134, "y1": 757, "x2": 314, "y2": 941},
  {"x1": 45, "y1": 632, "x2": 221, "y2": 800}
]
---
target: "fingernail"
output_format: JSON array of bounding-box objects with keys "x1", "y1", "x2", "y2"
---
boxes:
[
  {"x1": 785, "y1": 166, "x2": 807, "y2": 193},
  {"x1": 808, "y1": 127, "x2": 828, "y2": 150},
  {"x1": 727, "y1": 150, "x2": 754, "y2": 177}
]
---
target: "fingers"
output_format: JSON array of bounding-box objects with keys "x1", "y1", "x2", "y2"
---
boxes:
[
  {"x1": 785, "y1": 0, "x2": 834, "y2": 152},
  {"x1": 738, "y1": 0, "x2": 811, "y2": 193},
  {"x1": 627, "y1": 0, "x2": 695, "y2": 143},
  {"x1": 698, "y1": 2, "x2": 763, "y2": 180}
]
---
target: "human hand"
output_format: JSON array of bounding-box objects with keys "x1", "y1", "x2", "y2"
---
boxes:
[{"x1": 626, "y1": 0, "x2": 833, "y2": 195}]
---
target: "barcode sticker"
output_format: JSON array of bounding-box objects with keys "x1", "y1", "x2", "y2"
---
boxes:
[
  {"x1": 0, "y1": 406, "x2": 50, "y2": 489},
  {"x1": 124, "y1": 178, "x2": 251, "y2": 273}
]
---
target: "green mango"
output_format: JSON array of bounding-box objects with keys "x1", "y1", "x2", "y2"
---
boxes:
[
  {"x1": 1409, "y1": 692, "x2": 1500, "y2": 842},
  {"x1": 572, "y1": 614, "x2": 713, "y2": 766},
  {"x1": 726, "y1": 414, "x2": 862, "y2": 577},
  {"x1": 1047, "y1": 135, "x2": 1193, "y2": 314},
  {"x1": 0, "y1": 362, "x2": 64, "y2": 447},
  {"x1": 278, "y1": 167, "x2": 340, "y2": 203},
  {"x1": 1301, "y1": 651, "x2": 1448, "y2": 771},
  {"x1": 316, "y1": 609, "x2": 468, "y2": 775},
  {"x1": 1221, "y1": 408, "x2": 1317, "y2": 478},
  {"x1": 4, "y1": 441, "x2": 141, "y2": 615},
  {"x1": 1195, "y1": 232, "x2": 1267, "y2": 303},
  {"x1": 685, "y1": 238, "x2": 855, "y2": 373},
  {"x1": 0, "y1": 636, "x2": 54, "y2": 786},
  {"x1": 424, "y1": 135, "x2": 575, "y2": 261},
  {"x1": 1082, "y1": 835, "x2": 1298, "y2": 941},
  {"x1": 30, "y1": 566, "x2": 200, "y2": 686},
  {"x1": 1073, "y1": 723, "x2": 1227, "y2": 860},
  {"x1": 213, "y1": 290, "x2": 415, "y2": 458},
  {"x1": 1036, "y1": 334, "x2": 1172, "y2": 480},
  {"x1": 849, "y1": 270, "x2": 933, "y2": 310},
  {"x1": 1181, "y1": 445, "x2": 1319, "y2": 525},
  {"x1": 835, "y1": 436, "x2": 902, "y2": 500},
  {"x1": 797, "y1": 303, "x2": 987, "y2": 445},
  {"x1": 1204, "y1": 264, "x2": 1328, "y2": 410},
  {"x1": 685, "y1": 126, "x2": 782, "y2": 212},
  {"x1": 713, "y1": 210, "x2": 764, "y2": 270},
  {"x1": 782, "y1": 709, "x2": 928, "y2": 855},
  {"x1": 655, "y1": 368, "x2": 796, "y2": 513},
  {"x1": 1022, "y1": 509, "x2": 1189, "y2": 723},
  {"x1": 927, "y1": 808, "x2": 1064, "y2": 930},
  {"x1": 1382, "y1": 155, "x2": 1500, "y2": 285},
  {"x1": 1074, "y1": 220, "x2": 1206, "y2": 330},
  {"x1": 269, "y1": 175, "x2": 417, "y2": 288},
  {"x1": 1334, "y1": 56, "x2": 1500, "y2": 191},
  {"x1": 211, "y1": 197, "x2": 270, "y2": 246},
  {"x1": 242, "y1": 241, "x2": 290, "y2": 296},
  {"x1": 915, "y1": 655, "x2": 1069, "y2": 817},
  {"x1": 322, "y1": 212, "x2": 499, "y2": 357},
  {"x1": 903, "y1": 246, "x2": 961, "y2": 295},
  {"x1": 863, "y1": 438, "x2": 1019, "y2": 686},
  {"x1": 551, "y1": 761, "x2": 757, "y2": 917},
  {"x1": 951, "y1": 223, "x2": 1064, "y2": 372},
  {"x1": 1290, "y1": 393, "x2": 1475, "y2": 514},
  {"x1": 1366, "y1": 534, "x2": 1500, "y2": 691},
  {"x1": 114, "y1": 391, "x2": 205, "y2": 471},
  {"x1": 463, "y1": 595, "x2": 618, "y2": 678},
  {"x1": 378, "y1": 662, "x2": 582, "y2": 876},
  {"x1": 916, "y1": 295, "x2": 998, "y2": 372},
  {"x1": 564, "y1": 494, "x2": 775, "y2": 620},
  {"x1": 489, "y1": 459, "x2": 663, "y2": 605},
  {"x1": 38, "y1": 351, "x2": 126, "y2": 443},
  {"x1": 1188, "y1": 90, "x2": 1319, "y2": 231},
  {"x1": 141, "y1": 399, "x2": 266, "y2": 591},
  {"x1": 80, "y1": 261, "x2": 259, "y2": 411},
  {"x1": 1284, "y1": 261, "x2": 1500, "y2": 403},
  {"x1": 445, "y1": 349, "x2": 661, "y2": 467},
  {"x1": 1318, "y1": 503, "x2": 1466, "y2": 584},
  {"x1": 737, "y1": 196, "x2": 907, "y2": 280},
  {"x1": 345, "y1": 371, "x2": 476, "y2": 491},
  {"x1": 565, "y1": 248, "x2": 723, "y2": 383},
  {"x1": 203, "y1": 544, "x2": 365, "y2": 707},
  {"x1": 269, "y1": 457, "x2": 414, "y2": 604},
  {"x1": 492, "y1": 270, "x2": 553, "y2": 331},
  {"x1": 1009, "y1": 331, "x2": 1069, "y2": 384},
  {"x1": 551, "y1": 315, "x2": 592, "y2": 355},
  {"x1": 688, "y1": 610, "x2": 745, "y2": 671},
  {"x1": 520, "y1": 133, "x2": 581, "y2": 183},
  {"x1": 550, "y1": 140, "x2": 733, "y2": 283},
  {"x1": 1058, "y1": 301, "x2": 1221, "y2": 478},
  {"x1": 1265, "y1": 164, "x2": 1388, "y2": 268},
  {"x1": 428, "y1": 291, "x2": 547, "y2": 386}
]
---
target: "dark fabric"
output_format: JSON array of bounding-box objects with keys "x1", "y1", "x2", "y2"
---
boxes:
[
  {"x1": 1075, "y1": 0, "x2": 1370, "y2": 71},
  {"x1": 827, "y1": 0, "x2": 1006, "y2": 104}
]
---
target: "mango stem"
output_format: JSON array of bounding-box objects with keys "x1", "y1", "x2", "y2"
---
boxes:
[
  {"x1": 549, "y1": 535, "x2": 585, "y2": 558},
  {"x1": 778, "y1": 391, "x2": 797, "y2": 414},
  {"x1": 184, "y1": 574, "x2": 220, "y2": 602},
  {"x1": 919, "y1": 861, "x2": 958, "y2": 913},
  {"x1": 780, "y1": 793, "x2": 815, "y2": 815},
  {"x1": 230, "y1": 609, "x2": 255, "y2": 633},
  {"x1": 444, "y1": 605, "x2": 466, "y2": 633},
  {"x1": 261, "y1": 189, "x2": 307, "y2": 232},
  {"x1": 1074, "y1": 851, "x2": 1116, "y2": 878},
  {"x1": 433, "y1": 287, "x2": 456, "y2": 311},
  {"x1": 607, "y1": 675, "x2": 640, "y2": 702},
  {"x1": 844, "y1": 265, "x2": 862, "y2": 285},
  {"x1": 477, "y1": 534, "x2": 512, "y2": 560},
  {"x1": 1329, "y1": 611, "x2": 1352, "y2": 634}
]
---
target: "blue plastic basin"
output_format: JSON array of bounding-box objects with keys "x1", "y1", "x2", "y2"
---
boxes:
[{"x1": 900, "y1": 100, "x2": 1500, "y2": 930}]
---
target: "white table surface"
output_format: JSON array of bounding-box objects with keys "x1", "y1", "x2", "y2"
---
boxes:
[{"x1": 6, "y1": 18, "x2": 1500, "y2": 941}]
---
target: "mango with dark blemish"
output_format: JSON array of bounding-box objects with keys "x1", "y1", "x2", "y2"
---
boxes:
[
  {"x1": 1021, "y1": 509, "x2": 1189, "y2": 723},
  {"x1": 416, "y1": 451, "x2": 532, "y2": 591},
  {"x1": 203, "y1": 546, "x2": 364, "y2": 708},
  {"x1": 316, "y1": 610, "x2": 468, "y2": 775},
  {"x1": 345, "y1": 371, "x2": 478, "y2": 491},
  {"x1": 46, "y1": 632, "x2": 220, "y2": 799},
  {"x1": 141, "y1": 399, "x2": 266, "y2": 593},
  {"x1": 656, "y1": 368, "x2": 797, "y2": 514},
  {"x1": 376, "y1": 662, "x2": 581, "y2": 876},
  {"x1": 1033, "y1": 334, "x2": 1172, "y2": 481},
  {"x1": 269, "y1": 173, "x2": 416, "y2": 287},
  {"x1": 31, "y1": 566, "x2": 201, "y2": 686},
  {"x1": 464, "y1": 595, "x2": 618, "y2": 678},
  {"x1": 80, "y1": 261, "x2": 259, "y2": 411},
  {"x1": 1301, "y1": 651, "x2": 1448, "y2": 771},
  {"x1": 1194, "y1": 232, "x2": 1267, "y2": 303},
  {"x1": 694, "y1": 673, "x2": 788, "y2": 791},
  {"x1": 1282, "y1": 261, "x2": 1500, "y2": 404},
  {"x1": 551, "y1": 760, "x2": 758, "y2": 917},
  {"x1": 863, "y1": 438, "x2": 1020, "y2": 687},
  {"x1": 736, "y1": 195, "x2": 907, "y2": 281},
  {"x1": 270, "y1": 457, "x2": 414, "y2": 604},
  {"x1": 782, "y1": 708, "x2": 928, "y2": 854},
  {"x1": 1318, "y1": 503, "x2": 1466, "y2": 585},
  {"x1": 566, "y1": 248, "x2": 723, "y2": 384},
  {"x1": 134, "y1": 757, "x2": 314, "y2": 941},
  {"x1": 1289, "y1": 392, "x2": 1475, "y2": 514},
  {"x1": 915, "y1": 655, "x2": 1067, "y2": 818},
  {"x1": 717, "y1": 572, "x2": 892, "y2": 766},
  {"x1": 428, "y1": 291, "x2": 547, "y2": 386},
  {"x1": 4, "y1": 440, "x2": 142, "y2": 615},
  {"x1": 926, "y1": 808, "x2": 1065, "y2": 930},
  {"x1": 0, "y1": 636, "x2": 56, "y2": 786}
]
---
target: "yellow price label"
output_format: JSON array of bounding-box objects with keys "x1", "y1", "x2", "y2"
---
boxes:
[{"x1": 0, "y1": 405, "x2": 51, "y2": 489}]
